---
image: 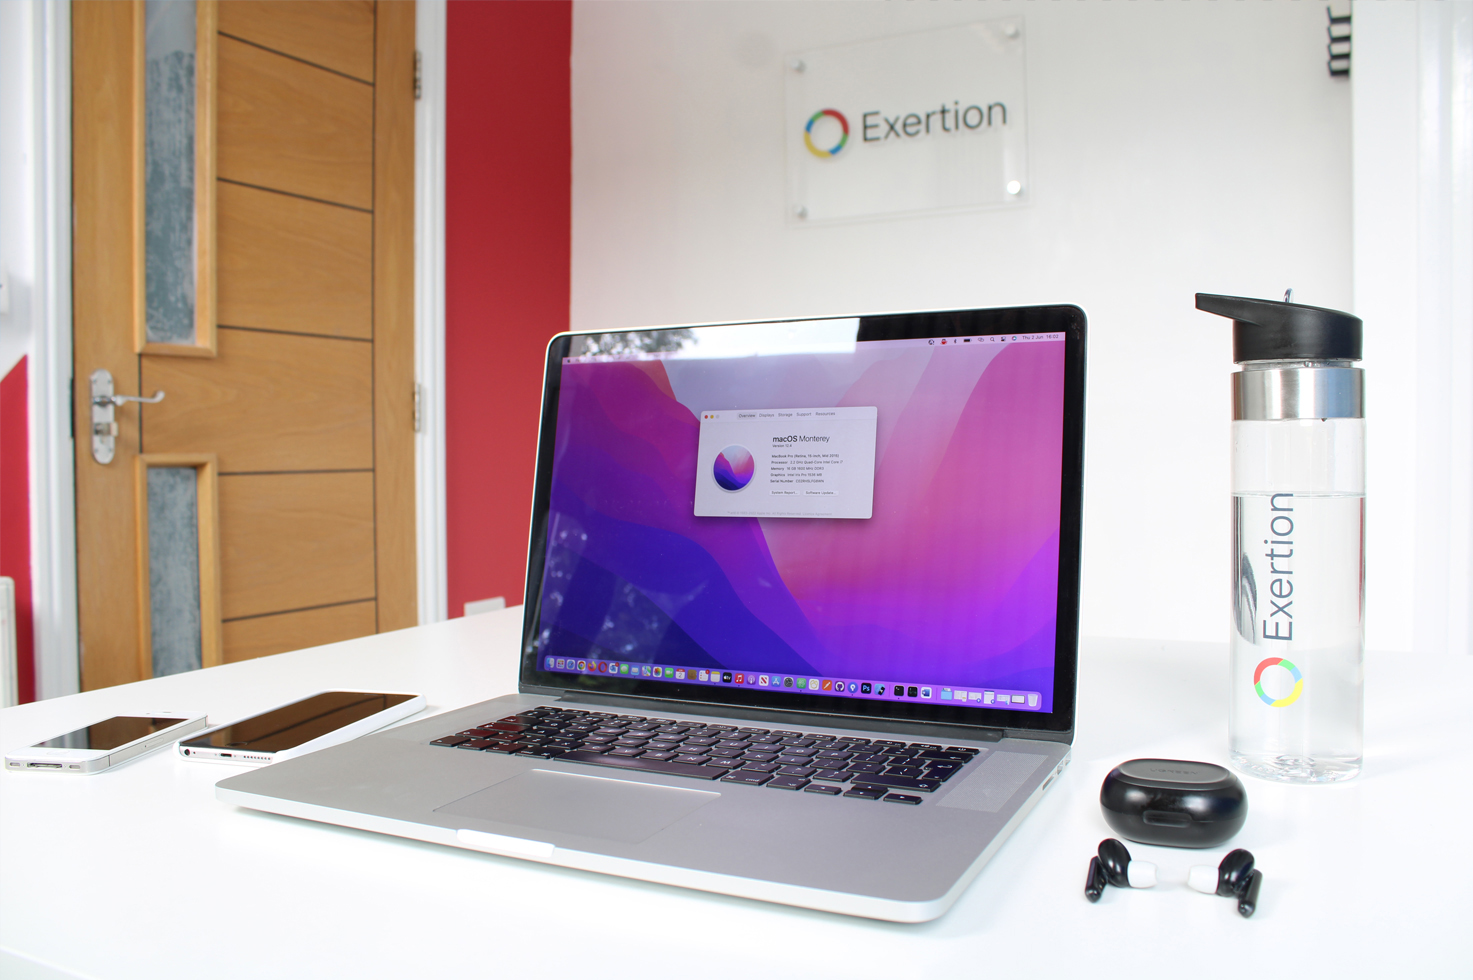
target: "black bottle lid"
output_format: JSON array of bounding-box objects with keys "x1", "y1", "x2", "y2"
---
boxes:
[{"x1": 1196, "y1": 292, "x2": 1362, "y2": 363}]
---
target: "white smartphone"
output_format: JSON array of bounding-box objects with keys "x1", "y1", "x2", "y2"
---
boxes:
[
  {"x1": 177, "y1": 690, "x2": 425, "y2": 766},
  {"x1": 6, "y1": 714, "x2": 208, "y2": 774}
]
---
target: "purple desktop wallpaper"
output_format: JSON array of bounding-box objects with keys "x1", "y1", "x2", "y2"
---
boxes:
[{"x1": 537, "y1": 340, "x2": 1066, "y2": 710}]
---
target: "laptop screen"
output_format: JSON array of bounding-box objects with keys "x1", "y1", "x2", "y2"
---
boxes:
[{"x1": 521, "y1": 307, "x2": 1084, "y2": 736}]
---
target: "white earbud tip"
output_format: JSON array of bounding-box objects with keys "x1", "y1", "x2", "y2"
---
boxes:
[
  {"x1": 1127, "y1": 861, "x2": 1157, "y2": 889},
  {"x1": 1188, "y1": 865, "x2": 1219, "y2": 894}
]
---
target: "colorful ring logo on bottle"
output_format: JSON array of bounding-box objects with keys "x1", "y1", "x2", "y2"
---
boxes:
[
  {"x1": 804, "y1": 109, "x2": 849, "y2": 159},
  {"x1": 1253, "y1": 657, "x2": 1304, "y2": 707}
]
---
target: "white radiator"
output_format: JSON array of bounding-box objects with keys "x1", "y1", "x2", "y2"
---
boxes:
[{"x1": 0, "y1": 576, "x2": 16, "y2": 707}]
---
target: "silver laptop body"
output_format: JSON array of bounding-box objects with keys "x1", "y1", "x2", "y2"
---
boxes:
[{"x1": 218, "y1": 307, "x2": 1087, "y2": 923}]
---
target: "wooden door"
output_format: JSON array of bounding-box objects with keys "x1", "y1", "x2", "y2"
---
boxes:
[{"x1": 72, "y1": 1, "x2": 416, "y2": 690}]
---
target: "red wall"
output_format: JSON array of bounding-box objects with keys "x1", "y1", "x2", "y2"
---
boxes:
[
  {"x1": 1, "y1": 357, "x2": 35, "y2": 703},
  {"x1": 444, "y1": 0, "x2": 572, "y2": 616}
]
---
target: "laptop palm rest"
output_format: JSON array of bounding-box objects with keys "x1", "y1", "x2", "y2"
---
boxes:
[{"x1": 436, "y1": 769, "x2": 720, "y2": 844}]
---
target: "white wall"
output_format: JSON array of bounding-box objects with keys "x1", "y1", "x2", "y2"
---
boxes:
[
  {"x1": 572, "y1": 2, "x2": 1366, "y2": 647},
  {"x1": 0, "y1": 0, "x2": 35, "y2": 379}
]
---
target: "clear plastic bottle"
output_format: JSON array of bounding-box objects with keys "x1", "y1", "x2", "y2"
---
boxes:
[{"x1": 1199, "y1": 294, "x2": 1364, "y2": 783}]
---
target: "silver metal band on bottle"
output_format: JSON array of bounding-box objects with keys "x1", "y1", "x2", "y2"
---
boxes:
[{"x1": 1233, "y1": 367, "x2": 1363, "y2": 420}]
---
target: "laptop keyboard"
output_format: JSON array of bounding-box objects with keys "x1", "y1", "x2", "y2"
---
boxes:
[{"x1": 429, "y1": 706, "x2": 981, "y2": 805}]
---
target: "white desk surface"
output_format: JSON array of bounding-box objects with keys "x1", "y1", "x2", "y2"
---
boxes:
[{"x1": 2, "y1": 609, "x2": 1468, "y2": 979}]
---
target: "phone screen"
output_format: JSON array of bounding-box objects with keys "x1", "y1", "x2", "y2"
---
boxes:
[
  {"x1": 36, "y1": 716, "x2": 188, "y2": 751},
  {"x1": 182, "y1": 692, "x2": 415, "y2": 753}
]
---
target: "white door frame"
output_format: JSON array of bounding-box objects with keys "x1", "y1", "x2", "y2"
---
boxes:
[
  {"x1": 415, "y1": 0, "x2": 448, "y2": 625},
  {"x1": 29, "y1": 0, "x2": 78, "y2": 700}
]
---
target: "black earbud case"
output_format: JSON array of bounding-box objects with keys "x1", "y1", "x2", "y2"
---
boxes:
[{"x1": 1100, "y1": 759, "x2": 1247, "y2": 848}]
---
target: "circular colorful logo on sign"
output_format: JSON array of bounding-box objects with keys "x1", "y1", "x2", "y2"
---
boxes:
[
  {"x1": 1253, "y1": 657, "x2": 1304, "y2": 707},
  {"x1": 804, "y1": 109, "x2": 850, "y2": 159},
  {"x1": 713, "y1": 445, "x2": 755, "y2": 492}
]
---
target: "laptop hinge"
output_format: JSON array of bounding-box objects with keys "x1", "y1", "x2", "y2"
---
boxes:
[{"x1": 546, "y1": 691, "x2": 1008, "y2": 743}]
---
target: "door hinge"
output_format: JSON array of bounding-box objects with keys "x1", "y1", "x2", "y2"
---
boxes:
[
  {"x1": 414, "y1": 50, "x2": 422, "y2": 100},
  {"x1": 413, "y1": 382, "x2": 423, "y2": 433}
]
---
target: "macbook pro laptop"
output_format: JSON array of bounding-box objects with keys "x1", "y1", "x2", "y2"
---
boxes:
[{"x1": 217, "y1": 306, "x2": 1087, "y2": 922}]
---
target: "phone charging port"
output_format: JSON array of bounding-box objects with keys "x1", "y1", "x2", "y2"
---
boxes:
[{"x1": 28, "y1": 763, "x2": 63, "y2": 769}]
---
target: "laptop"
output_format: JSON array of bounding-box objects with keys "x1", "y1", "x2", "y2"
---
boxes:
[{"x1": 217, "y1": 305, "x2": 1087, "y2": 922}]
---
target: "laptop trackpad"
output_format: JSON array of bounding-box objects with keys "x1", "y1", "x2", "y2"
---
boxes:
[{"x1": 436, "y1": 769, "x2": 720, "y2": 844}]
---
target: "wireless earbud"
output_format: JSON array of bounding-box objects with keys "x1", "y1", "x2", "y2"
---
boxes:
[
  {"x1": 1187, "y1": 848, "x2": 1263, "y2": 918},
  {"x1": 1084, "y1": 838, "x2": 1157, "y2": 901}
]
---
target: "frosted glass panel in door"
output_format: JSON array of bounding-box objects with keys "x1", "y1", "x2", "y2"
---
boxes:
[
  {"x1": 145, "y1": 0, "x2": 197, "y2": 344},
  {"x1": 147, "y1": 466, "x2": 203, "y2": 676}
]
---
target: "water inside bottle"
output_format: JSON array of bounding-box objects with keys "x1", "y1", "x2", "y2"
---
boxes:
[{"x1": 1230, "y1": 491, "x2": 1363, "y2": 782}]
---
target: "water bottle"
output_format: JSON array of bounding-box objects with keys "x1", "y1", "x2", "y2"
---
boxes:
[{"x1": 1197, "y1": 292, "x2": 1364, "y2": 783}]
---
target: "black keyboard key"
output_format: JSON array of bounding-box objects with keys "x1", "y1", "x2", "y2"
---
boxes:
[
  {"x1": 811, "y1": 770, "x2": 851, "y2": 783},
  {"x1": 844, "y1": 786, "x2": 886, "y2": 800},
  {"x1": 641, "y1": 751, "x2": 677, "y2": 761},
  {"x1": 683, "y1": 737, "x2": 719, "y2": 747},
  {"x1": 706, "y1": 758, "x2": 744, "y2": 769},
  {"x1": 909, "y1": 743, "x2": 943, "y2": 751},
  {"x1": 915, "y1": 751, "x2": 972, "y2": 763},
  {"x1": 742, "y1": 752, "x2": 779, "y2": 763},
  {"x1": 815, "y1": 750, "x2": 852, "y2": 761},
  {"x1": 886, "y1": 766, "x2": 926, "y2": 778},
  {"x1": 556, "y1": 750, "x2": 728, "y2": 780},
  {"x1": 847, "y1": 763, "x2": 885, "y2": 774},
  {"x1": 431, "y1": 736, "x2": 468, "y2": 746},
  {"x1": 741, "y1": 762, "x2": 778, "y2": 773},
  {"x1": 871, "y1": 740, "x2": 904, "y2": 747},
  {"x1": 849, "y1": 752, "x2": 888, "y2": 764},
  {"x1": 516, "y1": 748, "x2": 564, "y2": 758},
  {"x1": 708, "y1": 748, "x2": 745, "y2": 758},
  {"x1": 455, "y1": 739, "x2": 494, "y2": 749},
  {"x1": 722, "y1": 770, "x2": 772, "y2": 786},
  {"x1": 883, "y1": 793, "x2": 922, "y2": 805},
  {"x1": 582, "y1": 735, "x2": 618, "y2": 744},
  {"x1": 851, "y1": 773, "x2": 942, "y2": 792},
  {"x1": 675, "y1": 754, "x2": 712, "y2": 765},
  {"x1": 612, "y1": 738, "x2": 649, "y2": 747},
  {"x1": 607, "y1": 747, "x2": 646, "y2": 757},
  {"x1": 716, "y1": 740, "x2": 751, "y2": 749},
  {"x1": 946, "y1": 747, "x2": 981, "y2": 755},
  {"x1": 777, "y1": 747, "x2": 817, "y2": 758},
  {"x1": 804, "y1": 783, "x2": 842, "y2": 796},
  {"x1": 767, "y1": 776, "x2": 810, "y2": 791},
  {"x1": 483, "y1": 742, "x2": 525, "y2": 754},
  {"x1": 777, "y1": 765, "x2": 816, "y2": 777}
]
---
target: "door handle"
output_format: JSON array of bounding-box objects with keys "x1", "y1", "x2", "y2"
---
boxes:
[
  {"x1": 93, "y1": 390, "x2": 165, "y2": 408},
  {"x1": 89, "y1": 368, "x2": 165, "y2": 465}
]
